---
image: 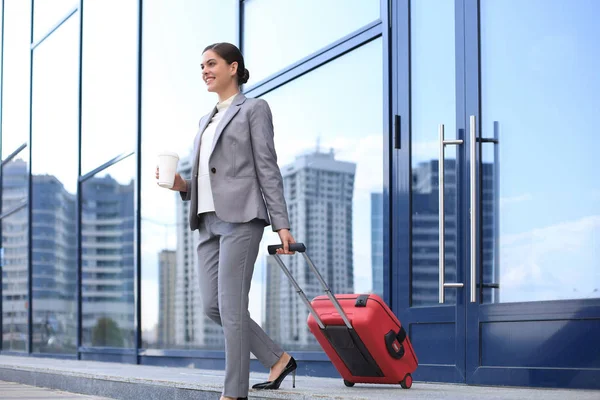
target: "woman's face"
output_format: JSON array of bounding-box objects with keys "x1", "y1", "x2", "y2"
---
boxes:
[{"x1": 201, "y1": 50, "x2": 237, "y2": 93}]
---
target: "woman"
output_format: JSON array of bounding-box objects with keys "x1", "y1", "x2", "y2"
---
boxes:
[{"x1": 156, "y1": 42, "x2": 297, "y2": 400}]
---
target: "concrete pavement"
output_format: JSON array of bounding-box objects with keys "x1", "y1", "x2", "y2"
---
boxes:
[
  {"x1": 0, "y1": 380, "x2": 112, "y2": 399},
  {"x1": 0, "y1": 355, "x2": 598, "y2": 399}
]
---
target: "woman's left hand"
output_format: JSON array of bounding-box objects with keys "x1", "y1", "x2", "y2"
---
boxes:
[{"x1": 276, "y1": 229, "x2": 296, "y2": 255}]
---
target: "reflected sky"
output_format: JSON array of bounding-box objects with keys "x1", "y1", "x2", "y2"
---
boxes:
[
  {"x1": 480, "y1": 0, "x2": 600, "y2": 302},
  {"x1": 1, "y1": 0, "x2": 31, "y2": 158},
  {"x1": 243, "y1": 0, "x2": 379, "y2": 85},
  {"x1": 33, "y1": 0, "x2": 78, "y2": 43},
  {"x1": 81, "y1": 0, "x2": 138, "y2": 173},
  {"x1": 31, "y1": 12, "x2": 79, "y2": 194}
]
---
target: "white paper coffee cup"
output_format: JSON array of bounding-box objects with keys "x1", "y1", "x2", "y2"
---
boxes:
[{"x1": 157, "y1": 151, "x2": 180, "y2": 188}]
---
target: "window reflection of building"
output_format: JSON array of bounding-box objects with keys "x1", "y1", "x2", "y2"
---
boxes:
[
  {"x1": 412, "y1": 160, "x2": 458, "y2": 305},
  {"x1": 1, "y1": 159, "x2": 29, "y2": 351},
  {"x1": 174, "y1": 155, "x2": 224, "y2": 349},
  {"x1": 481, "y1": 161, "x2": 499, "y2": 303},
  {"x1": 263, "y1": 256, "x2": 281, "y2": 341},
  {"x1": 158, "y1": 250, "x2": 176, "y2": 347},
  {"x1": 411, "y1": 159, "x2": 496, "y2": 305},
  {"x1": 371, "y1": 192, "x2": 384, "y2": 297},
  {"x1": 81, "y1": 175, "x2": 134, "y2": 347},
  {"x1": 31, "y1": 174, "x2": 77, "y2": 353},
  {"x1": 265, "y1": 148, "x2": 355, "y2": 349}
]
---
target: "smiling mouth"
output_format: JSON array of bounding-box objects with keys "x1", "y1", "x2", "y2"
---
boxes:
[{"x1": 205, "y1": 77, "x2": 215, "y2": 84}]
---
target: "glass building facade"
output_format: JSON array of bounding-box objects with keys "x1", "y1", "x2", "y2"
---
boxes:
[{"x1": 0, "y1": 0, "x2": 598, "y2": 390}]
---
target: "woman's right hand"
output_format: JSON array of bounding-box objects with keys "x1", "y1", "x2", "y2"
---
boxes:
[{"x1": 156, "y1": 166, "x2": 188, "y2": 192}]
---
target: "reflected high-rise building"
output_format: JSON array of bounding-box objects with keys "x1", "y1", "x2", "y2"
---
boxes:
[
  {"x1": 411, "y1": 159, "x2": 496, "y2": 305},
  {"x1": 265, "y1": 148, "x2": 356, "y2": 348},
  {"x1": 1, "y1": 159, "x2": 29, "y2": 350},
  {"x1": 158, "y1": 250, "x2": 176, "y2": 347},
  {"x1": 263, "y1": 256, "x2": 281, "y2": 341},
  {"x1": 481, "y1": 162, "x2": 499, "y2": 303},
  {"x1": 81, "y1": 175, "x2": 135, "y2": 347},
  {"x1": 174, "y1": 155, "x2": 224, "y2": 348},
  {"x1": 2, "y1": 162, "x2": 136, "y2": 350},
  {"x1": 371, "y1": 192, "x2": 384, "y2": 297},
  {"x1": 31, "y1": 174, "x2": 77, "y2": 352},
  {"x1": 412, "y1": 159, "x2": 458, "y2": 305}
]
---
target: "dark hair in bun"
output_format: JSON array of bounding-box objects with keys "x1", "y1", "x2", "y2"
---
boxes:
[
  {"x1": 240, "y1": 68, "x2": 250, "y2": 85},
  {"x1": 203, "y1": 42, "x2": 249, "y2": 85}
]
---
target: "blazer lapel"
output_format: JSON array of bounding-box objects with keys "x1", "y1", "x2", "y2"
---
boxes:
[
  {"x1": 198, "y1": 107, "x2": 217, "y2": 143},
  {"x1": 192, "y1": 107, "x2": 217, "y2": 177},
  {"x1": 210, "y1": 93, "x2": 246, "y2": 154}
]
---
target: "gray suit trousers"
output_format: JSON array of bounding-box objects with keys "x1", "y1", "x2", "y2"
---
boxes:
[{"x1": 196, "y1": 212, "x2": 284, "y2": 398}]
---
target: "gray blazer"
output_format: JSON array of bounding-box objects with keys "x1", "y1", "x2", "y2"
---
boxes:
[{"x1": 180, "y1": 93, "x2": 290, "y2": 232}]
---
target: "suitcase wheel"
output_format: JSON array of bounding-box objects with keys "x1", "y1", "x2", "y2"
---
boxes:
[
  {"x1": 400, "y1": 373, "x2": 413, "y2": 389},
  {"x1": 343, "y1": 379, "x2": 355, "y2": 387}
]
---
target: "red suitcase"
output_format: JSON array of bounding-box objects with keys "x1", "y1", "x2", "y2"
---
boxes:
[{"x1": 268, "y1": 243, "x2": 418, "y2": 389}]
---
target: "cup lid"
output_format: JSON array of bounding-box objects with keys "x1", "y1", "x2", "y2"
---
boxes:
[{"x1": 158, "y1": 151, "x2": 179, "y2": 159}]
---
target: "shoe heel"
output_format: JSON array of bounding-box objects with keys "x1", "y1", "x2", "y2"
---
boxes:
[{"x1": 292, "y1": 370, "x2": 296, "y2": 388}]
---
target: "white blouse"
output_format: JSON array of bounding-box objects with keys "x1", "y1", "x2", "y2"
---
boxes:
[{"x1": 197, "y1": 93, "x2": 237, "y2": 215}]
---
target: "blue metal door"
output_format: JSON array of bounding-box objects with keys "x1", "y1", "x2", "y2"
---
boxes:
[
  {"x1": 392, "y1": 0, "x2": 600, "y2": 389},
  {"x1": 391, "y1": 0, "x2": 468, "y2": 384},
  {"x1": 463, "y1": 0, "x2": 600, "y2": 389}
]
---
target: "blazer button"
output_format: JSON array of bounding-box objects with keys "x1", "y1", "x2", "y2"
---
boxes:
[{"x1": 211, "y1": 167, "x2": 216, "y2": 174}]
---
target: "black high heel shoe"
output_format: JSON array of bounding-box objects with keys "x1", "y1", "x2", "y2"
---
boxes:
[{"x1": 252, "y1": 356, "x2": 297, "y2": 390}]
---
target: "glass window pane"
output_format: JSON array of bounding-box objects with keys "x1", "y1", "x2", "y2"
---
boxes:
[
  {"x1": 480, "y1": 0, "x2": 600, "y2": 303},
  {"x1": 243, "y1": 0, "x2": 380, "y2": 85},
  {"x1": 81, "y1": 0, "x2": 137, "y2": 174},
  {"x1": 30, "y1": 13, "x2": 79, "y2": 354},
  {"x1": 81, "y1": 156, "x2": 135, "y2": 347},
  {"x1": 0, "y1": 3, "x2": 2, "y2": 111},
  {"x1": 141, "y1": 0, "x2": 237, "y2": 350},
  {"x1": 410, "y1": 0, "x2": 457, "y2": 306},
  {"x1": 259, "y1": 39, "x2": 383, "y2": 350},
  {"x1": 371, "y1": 192, "x2": 384, "y2": 297},
  {"x1": 2, "y1": 0, "x2": 31, "y2": 159},
  {"x1": 144, "y1": 38, "x2": 383, "y2": 351},
  {"x1": 2, "y1": 158, "x2": 30, "y2": 352},
  {"x1": 33, "y1": 0, "x2": 78, "y2": 43}
]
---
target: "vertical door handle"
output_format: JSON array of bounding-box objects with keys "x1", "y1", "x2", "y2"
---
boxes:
[
  {"x1": 470, "y1": 115, "x2": 477, "y2": 303},
  {"x1": 439, "y1": 124, "x2": 464, "y2": 304},
  {"x1": 477, "y1": 121, "x2": 500, "y2": 301}
]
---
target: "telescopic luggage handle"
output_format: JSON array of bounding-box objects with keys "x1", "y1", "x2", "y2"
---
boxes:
[
  {"x1": 268, "y1": 242, "x2": 353, "y2": 330},
  {"x1": 267, "y1": 243, "x2": 307, "y2": 254}
]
